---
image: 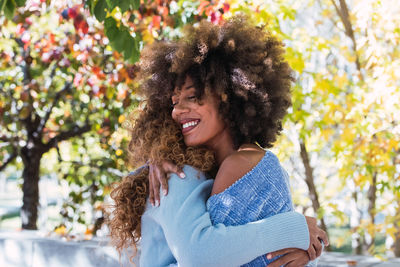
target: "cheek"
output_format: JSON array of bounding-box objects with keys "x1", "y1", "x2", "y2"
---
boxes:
[{"x1": 171, "y1": 110, "x2": 178, "y2": 122}]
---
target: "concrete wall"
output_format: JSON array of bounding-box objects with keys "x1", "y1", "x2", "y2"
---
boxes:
[{"x1": 0, "y1": 231, "x2": 137, "y2": 267}]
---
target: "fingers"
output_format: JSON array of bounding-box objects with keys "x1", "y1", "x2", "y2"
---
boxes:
[
  {"x1": 307, "y1": 244, "x2": 317, "y2": 261},
  {"x1": 286, "y1": 250, "x2": 309, "y2": 267},
  {"x1": 319, "y1": 229, "x2": 329, "y2": 246},
  {"x1": 163, "y1": 161, "x2": 185, "y2": 178},
  {"x1": 314, "y1": 237, "x2": 323, "y2": 257},
  {"x1": 286, "y1": 259, "x2": 308, "y2": 267},
  {"x1": 148, "y1": 165, "x2": 155, "y2": 206},
  {"x1": 266, "y1": 248, "x2": 296, "y2": 260},
  {"x1": 159, "y1": 170, "x2": 169, "y2": 196},
  {"x1": 305, "y1": 216, "x2": 329, "y2": 259},
  {"x1": 267, "y1": 250, "x2": 309, "y2": 267},
  {"x1": 148, "y1": 161, "x2": 185, "y2": 207},
  {"x1": 266, "y1": 253, "x2": 294, "y2": 267},
  {"x1": 152, "y1": 166, "x2": 161, "y2": 206}
]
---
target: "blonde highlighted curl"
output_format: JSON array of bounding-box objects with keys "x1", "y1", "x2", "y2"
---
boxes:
[{"x1": 108, "y1": 109, "x2": 215, "y2": 256}]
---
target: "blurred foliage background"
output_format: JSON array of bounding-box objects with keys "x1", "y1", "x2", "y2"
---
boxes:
[{"x1": 0, "y1": 0, "x2": 399, "y2": 259}]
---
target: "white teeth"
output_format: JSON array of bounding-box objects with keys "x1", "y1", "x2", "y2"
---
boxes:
[{"x1": 182, "y1": 120, "x2": 199, "y2": 129}]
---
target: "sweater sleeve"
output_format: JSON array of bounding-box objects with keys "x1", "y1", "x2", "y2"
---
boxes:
[{"x1": 151, "y1": 165, "x2": 310, "y2": 267}]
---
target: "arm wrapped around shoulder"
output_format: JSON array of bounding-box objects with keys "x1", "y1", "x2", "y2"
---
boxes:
[{"x1": 152, "y1": 166, "x2": 310, "y2": 267}]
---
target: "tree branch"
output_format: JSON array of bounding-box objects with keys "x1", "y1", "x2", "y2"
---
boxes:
[
  {"x1": 0, "y1": 152, "x2": 17, "y2": 172},
  {"x1": 44, "y1": 122, "x2": 91, "y2": 152},
  {"x1": 38, "y1": 81, "x2": 72, "y2": 135},
  {"x1": 330, "y1": 0, "x2": 363, "y2": 80},
  {"x1": 0, "y1": 135, "x2": 11, "y2": 142},
  {"x1": 13, "y1": 37, "x2": 32, "y2": 84}
]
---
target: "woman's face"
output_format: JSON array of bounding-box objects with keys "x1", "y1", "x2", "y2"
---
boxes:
[{"x1": 171, "y1": 76, "x2": 229, "y2": 148}]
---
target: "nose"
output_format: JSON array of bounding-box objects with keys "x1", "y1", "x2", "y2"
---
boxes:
[{"x1": 172, "y1": 101, "x2": 190, "y2": 119}]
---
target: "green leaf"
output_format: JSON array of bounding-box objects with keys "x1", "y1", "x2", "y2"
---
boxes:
[
  {"x1": 14, "y1": 0, "x2": 25, "y2": 7},
  {"x1": 130, "y1": 0, "x2": 140, "y2": 10},
  {"x1": 94, "y1": 0, "x2": 107, "y2": 22},
  {"x1": 123, "y1": 30, "x2": 140, "y2": 61},
  {"x1": 104, "y1": 17, "x2": 118, "y2": 41},
  {"x1": 117, "y1": 0, "x2": 130, "y2": 13},
  {"x1": 128, "y1": 34, "x2": 141, "y2": 63},
  {"x1": 123, "y1": 40, "x2": 133, "y2": 59},
  {"x1": 104, "y1": 16, "x2": 117, "y2": 29},
  {"x1": 4, "y1": 0, "x2": 16, "y2": 20},
  {"x1": 0, "y1": 0, "x2": 7, "y2": 12},
  {"x1": 105, "y1": 0, "x2": 117, "y2": 11},
  {"x1": 113, "y1": 29, "x2": 130, "y2": 53}
]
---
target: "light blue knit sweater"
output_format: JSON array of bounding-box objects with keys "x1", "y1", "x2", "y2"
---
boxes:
[{"x1": 139, "y1": 165, "x2": 310, "y2": 267}]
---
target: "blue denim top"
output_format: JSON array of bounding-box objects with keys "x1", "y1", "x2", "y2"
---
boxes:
[{"x1": 206, "y1": 150, "x2": 293, "y2": 266}]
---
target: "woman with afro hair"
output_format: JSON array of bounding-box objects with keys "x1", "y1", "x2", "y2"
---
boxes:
[{"x1": 109, "y1": 15, "x2": 327, "y2": 266}]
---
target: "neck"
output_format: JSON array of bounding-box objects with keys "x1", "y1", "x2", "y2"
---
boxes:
[{"x1": 205, "y1": 128, "x2": 236, "y2": 166}]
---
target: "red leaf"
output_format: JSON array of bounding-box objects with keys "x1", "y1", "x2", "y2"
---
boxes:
[
  {"x1": 152, "y1": 15, "x2": 161, "y2": 29},
  {"x1": 210, "y1": 12, "x2": 217, "y2": 23},
  {"x1": 73, "y1": 14, "x2": 84, "y2": 30},
  {"x1": 16, "y1": 24, "x2": 25, "y2": 35},
  {"x1": 198, "y1": 1, "x2": 210, "y2": 15},
  {"x1": 25, "y1": 17, "x2": 33, "y2": 25},
  {"x1": 49, "y1": 33, "x2": 56, "y2": 44},
  {"x1": 73, "y1": 73, "x2": 83, "y2": 87},
  {"x1": 68, "y1": 7, "x2": 78, "y2": 19},
  {"x1": 223, "y1": 3, "x2": 230, "y2": 13},
  {"x1": 21, "y1": 32, "x2": 30, "y2": 44},
  {"x1": 81, "y1": 21, "x2": 89, "y2": 34}
]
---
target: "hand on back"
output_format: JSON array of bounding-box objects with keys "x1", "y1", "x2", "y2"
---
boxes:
[
  {"x1": 266, "y1": 216, "x2": 329, "y2": 266},
  {"x1": 148, "y1": 161, "x2": 185, "y2": 206}
]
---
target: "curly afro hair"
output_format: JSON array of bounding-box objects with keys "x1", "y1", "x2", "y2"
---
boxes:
[{"x1": 138, "y1": 14, "x2": 294, "y2": 149}]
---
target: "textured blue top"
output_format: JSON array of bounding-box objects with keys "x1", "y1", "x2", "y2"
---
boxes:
[
  {"x1": 207, "y1": 150, "x2": 315, "y2": 266},
  {"x1": 139, "y1": 165, "x2": 311, "y2": 267}
]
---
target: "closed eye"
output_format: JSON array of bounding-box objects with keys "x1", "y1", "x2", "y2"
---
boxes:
[{"x1": 171, "y1": 95, "x2": 197, "y2": 108}]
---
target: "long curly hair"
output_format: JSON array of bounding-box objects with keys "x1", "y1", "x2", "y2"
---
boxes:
[
  {"x1": 108, "y1": 14, "x2": 293, "y2": 258},
  {"x1": 108, "y1": 108, "x2": 215, "y2": 256}
]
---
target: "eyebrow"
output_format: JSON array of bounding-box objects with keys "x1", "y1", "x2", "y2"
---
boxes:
[{"x1": 172, "y1": 84, "x2": 195, "y2": 97}]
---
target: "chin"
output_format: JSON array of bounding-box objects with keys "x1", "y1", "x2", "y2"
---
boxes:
[{"x1": 183, "y1": 137, "x2": 202, "y2": 147}]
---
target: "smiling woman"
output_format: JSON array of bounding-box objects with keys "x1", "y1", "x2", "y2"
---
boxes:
[{"x1": 171, "y1": 76, "x2": 231, "y2": 152}]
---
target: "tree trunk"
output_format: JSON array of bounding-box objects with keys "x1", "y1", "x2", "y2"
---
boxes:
[
  {"x1": 392, "y1": 153, "x2": 400, "y2": 257},
  {"x1": 299, "y1": 141, "x2": 330, "y2": 250},
  {"x1": 352, "y1": 191, "x2": 364, "y2": 255},
  {"x1": 394, "y1": 203, "x2": 400, "y2": 257},
  {"x1": 20, "y1": 146, "x2": 43, "y2": 230},
  {"x1": 366, "y1": 172, "x2": 377, "y2": 250}
]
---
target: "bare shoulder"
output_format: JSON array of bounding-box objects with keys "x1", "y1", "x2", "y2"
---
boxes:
[{"x1": 210, "y1": 148, "x2": 266, "y2": 196}]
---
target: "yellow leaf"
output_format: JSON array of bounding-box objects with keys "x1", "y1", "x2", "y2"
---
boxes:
[
  {"x1": 334, "y1": 236, "x2": 346, "y2": 248},
  {"x1": 118, "y1": 114, "x2": 125, "y2": 124},
  {"x1": 142, "y1": 29, "x2": 154, "y2": 44},
  {"x1": 85, "y1": 227, "x2": 93, "y2": 235},
  {"x1": 389, "y1": 139, "x2": 399, "y2": 150},
  {"x1": 54, "y1": 225, "x2": 66, "y2": 236},
  {"x1": 115, "y1": 149, "x2": 123, "y2": 156}
]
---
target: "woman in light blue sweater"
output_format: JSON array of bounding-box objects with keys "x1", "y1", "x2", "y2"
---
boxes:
[{"x1": 109, "y1": 15, "x2": 327, "y2": 266}]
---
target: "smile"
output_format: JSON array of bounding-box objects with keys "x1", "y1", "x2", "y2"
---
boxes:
[{"x1": 181, "y1": 119, "x2": 200, "y2": 134}]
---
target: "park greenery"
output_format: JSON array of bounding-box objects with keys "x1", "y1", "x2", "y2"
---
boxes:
[{"x1": 0, "y1": 0, "x2": 399, "y2": 258}]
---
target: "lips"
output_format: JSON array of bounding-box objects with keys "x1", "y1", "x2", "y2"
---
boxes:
[{"x1": 180, "y1": 119, "x2": 200, "y2": 134}]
